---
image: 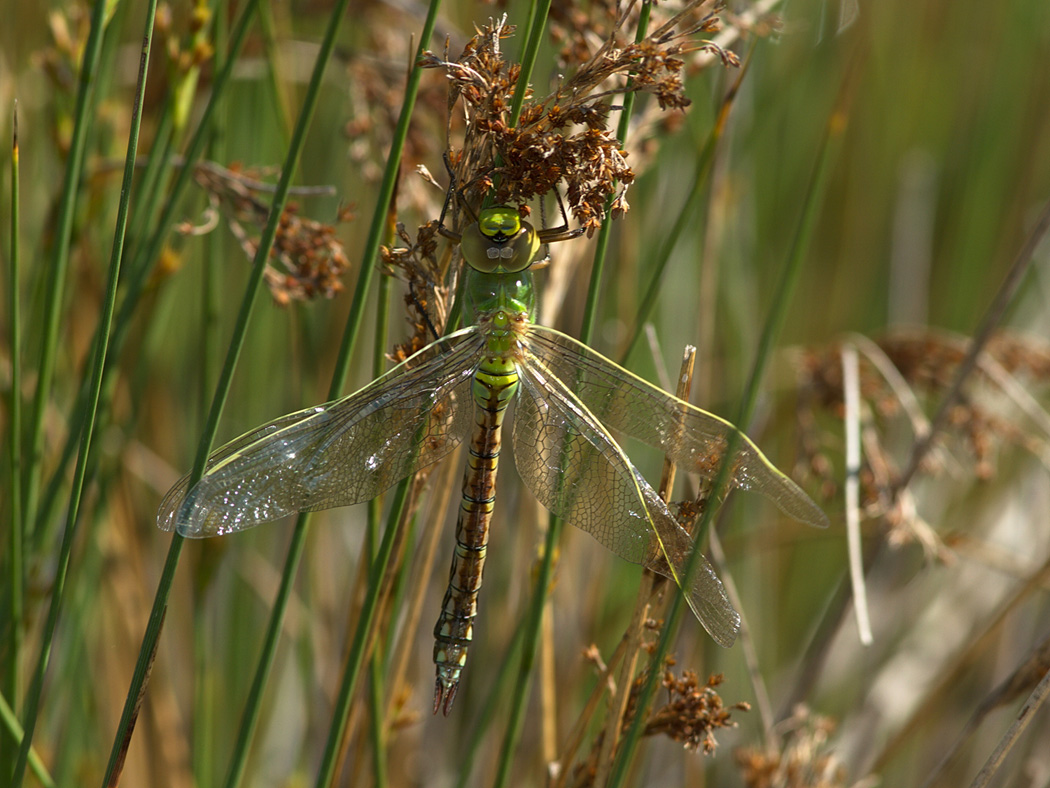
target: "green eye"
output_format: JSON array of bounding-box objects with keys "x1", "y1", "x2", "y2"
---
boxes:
[
  {"x1": 461, "y1": 211, "x2": 541, "y2": 273},
  {"x1": 478, "y1": 207, "x2": 521, "y2": 240}
]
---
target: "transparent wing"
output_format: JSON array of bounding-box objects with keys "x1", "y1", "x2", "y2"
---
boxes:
[
  {"x1": 514, "y1": 360, "x2": 740, "y2": 647},
  {"x1": 526, "y1": 326, "x2": 829, "y2": 529},
  {"x1": 158, "y1": 328, "x2": 485, "y2": 537}
]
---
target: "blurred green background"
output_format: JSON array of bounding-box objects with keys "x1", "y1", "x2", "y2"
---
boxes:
[{"x1": 2, "y1": 0, "x2": 1050, "y2": 786}]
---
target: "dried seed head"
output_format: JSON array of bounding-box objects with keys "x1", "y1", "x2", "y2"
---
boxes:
[
  {"x1": 421, "y1": 3, "x2": 738, "y2": 232},
  {"x1": 795, "y1": 329, "x2": 1050, "y2": 552},
  {"x1": 735, "y1": 706, "x2": 849, "y2": 788},
  {"x1": 184, "y1": 162, "x2": 352, "y2": 304}
]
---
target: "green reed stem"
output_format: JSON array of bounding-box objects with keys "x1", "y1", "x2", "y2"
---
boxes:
[
  {"x1": 20, "y1": 0, "x2": 108, "y2": 561},
  {"x1": 454, "y1": 616, "x2": 526, "y2": 788},
  {"x1": 219, "y1": 5, "x2": 443, "y2": 786},
  {"x1": 102, "y1": 0, "x2": 331, "y2": 783},
  {"x1": 13, "y1": 4, "x2": 157, "y2": 784},
  {"x1": 314, "y1": 477, "x2": 413, "y2": 788},
  {"x1": 607, "y1": 74, "x2": 846, "y2": 788},
  {"x1": 494, "y1": 7, "x2": 652, "y2": 786},
  {"x1": 368, "y1": 642, "x2": 389, "y2": 788},
  {"x1": 0, "y1": 692, "x2": 53, "y2": 788},
  {"x1": 365, "y1": 198, "x2": 396, "y2": 788},
  {"x1": 579, "y1": 0, "x2": 651, "y2": 344},
  {"x1": 192, "y1": 8, "x2": 228, "y2": 785},
  {"x1": 30, "y1": 0, "x2": 226, "y2": 547},
  {"x1": 206, "y1": 1, "x2": 354, "y2": 783},
  {"x1": 4, "y1": 102, "x2": 23, "y2": 784},
  {"x1": 509, "y1": 0, "x2": 552, "y2": 125}
]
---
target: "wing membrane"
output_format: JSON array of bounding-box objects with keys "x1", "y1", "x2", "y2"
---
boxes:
[
  {"x1": 158, "y1": 328, "x2": 484, "y2": 537},
  {"x1": 514, "y1": 360, "x2": 740, "y2": 647},
  {"x1": 526, "y1": 326, "x2": 829, "y2": 528}
]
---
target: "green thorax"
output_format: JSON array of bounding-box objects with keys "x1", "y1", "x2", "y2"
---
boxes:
[
  {"x1": 464, "y1": 267, "x2": 536, "y2": 325},
  {"x1": 460, "y1": 205, "x2": 541, "y2": 338},
  {"x1": 464, "y1": 267, "x2": 536, "y2": 373},
  {"x1": 460, "y1": 206, "x2": 541, "y2": 376}
]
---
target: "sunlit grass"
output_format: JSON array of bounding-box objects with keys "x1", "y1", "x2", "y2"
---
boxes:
[{"x1": 3, "y1": 0, "x2": 1050, "y2": 787}]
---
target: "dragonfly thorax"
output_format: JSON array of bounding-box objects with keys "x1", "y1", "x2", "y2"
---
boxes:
[{"x1": 463, "y1": 264, "x2": 537, "y2": 326}]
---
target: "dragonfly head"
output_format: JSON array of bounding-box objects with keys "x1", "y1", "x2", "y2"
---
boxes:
[{"x1": 461, "y1": 206, "x2": 541, "y2": 274}]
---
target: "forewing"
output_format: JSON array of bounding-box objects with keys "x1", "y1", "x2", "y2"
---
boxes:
[
  {"x1": 526, "y1": 326, "x2": 829, "y2": 528},
  {"x1": 513, "y1": 361, "x2": 740, "y2": 647},
  {"x1": 158, "y1": 328, "x2": 484, "y2": 537}
]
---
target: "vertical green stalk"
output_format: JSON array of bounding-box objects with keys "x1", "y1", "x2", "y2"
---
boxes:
[
  {"x1": 453, "y1": 621, "x2": 526, "y2": 788},
  {"x1": 193, "y1": 5, "x2": 228, "y2": 786},
  {"x1": 97, "y1": 0, "x2": 262, "y2": 777},
  {"x1": 606, "y1": 78, "x2": 847, "y2": 788},
  {"x1": 199, "y1": 0, "x2": 228, "y2": 476},
  {"x1": 12, "y1": 3, "x2": 158, "y2": 784},
  {"x1": 313, "y1": 478, "x2": 413, "y2": 788},
  {"x1": 367, "y1": 645, "x2": 388, "y2": 788},
  {"x1": 220, "y1": 5, "x2": 443, "y2": 786},
  {"x1": 579, "y1": 0, "x2": 651, "y2": 344},
  {"x1": 365, "y1": 197, "x2": 396, "y2": 788},
  {"x1": 30, "y1": 0, "x2": 236, "y2": 547},
  {"x1": 508, "y1": 0, "x2": 551, "y2": 124},
  {"x1": 102, "y1": 0, "x2": 346, "y2": 782},
  {"x1": 4, "y1": 102, "x2": 23, "y2": 783},
  {"x1": 20, "y1": 0, "x2": 109, "y2": 560},
  {"x1": 494, "y1": 6, "x2": 652, "y2": 786},
  {"x1": 0, "y1": 693, "x2": 53, "y2": 788}
]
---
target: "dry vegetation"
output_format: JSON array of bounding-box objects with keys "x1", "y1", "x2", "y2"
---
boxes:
[{"x1": 3, "y1": 0, "x2": 1050, "y2": 787}]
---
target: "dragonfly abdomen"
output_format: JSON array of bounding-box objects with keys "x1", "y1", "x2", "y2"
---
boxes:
[{"x1": 432, "y1": 362, "x2": 518, "y2": 715}]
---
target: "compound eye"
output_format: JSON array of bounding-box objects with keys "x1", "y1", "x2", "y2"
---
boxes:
[
  {"x1": 500, "y1": 225, "x2": 541, "y2": 272},
  {"x1": 478, "y1": 207, "x2": 522, "y2": 240},
  {"x1": 460, "y1": 222, "x2": 500, "y2": 272},
  {"x1": 461, "y1": 207, "x2": 540, "y2": 273}
]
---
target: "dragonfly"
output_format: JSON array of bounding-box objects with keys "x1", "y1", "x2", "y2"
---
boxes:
[{"x1": 159, "y1": 205, "x2": 829, "y2": 714}]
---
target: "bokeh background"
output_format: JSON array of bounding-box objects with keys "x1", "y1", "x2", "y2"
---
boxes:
[{"x1": 3, "y1": 0, "x2": 1050, "y2": 786}]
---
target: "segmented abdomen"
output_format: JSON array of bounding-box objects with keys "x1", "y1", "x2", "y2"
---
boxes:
[{"x1": 432, "y1": 360, "x2": 517, "y2": 715}]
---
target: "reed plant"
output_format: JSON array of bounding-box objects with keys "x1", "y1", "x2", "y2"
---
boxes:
[{"x1": 3, "y1": 1, "x2": 1050, "y2": 786}]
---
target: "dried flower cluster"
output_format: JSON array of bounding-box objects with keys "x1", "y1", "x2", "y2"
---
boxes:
[
  {"x1": 185, "y1": 161, "x2": 353, "y2": 304},
  {"x1": 640, "y1": 669, "x2": 749, "y2": 753},
  {"x1": 381, "y1": 219, "x2": 450, "y2": 361},
  {"x1": 380, "y1": 3, "x2": 742, "y2": 359},
  {"x1": 568, "y1": 663, "x2": 746, "y2": 787},
  {"x1": 735, "y1": 706, "x2": 848, "y2": 788},
  {"x1": 418, "y1": 1, "x2": 736, "y2": 235},
  {"x1": 796, "y1": 329, "x2": 1050, "y2": 547}
]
